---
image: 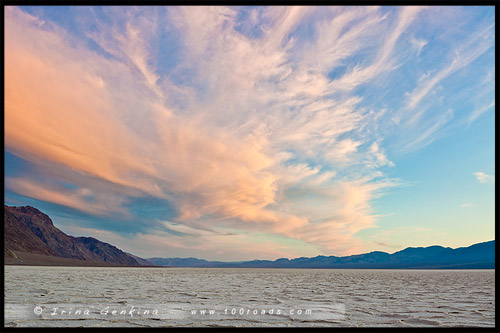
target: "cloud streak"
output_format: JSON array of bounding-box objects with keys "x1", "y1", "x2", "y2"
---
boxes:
[{"x1": 406, "y1": 21, "x2": 494, "y2": 112}]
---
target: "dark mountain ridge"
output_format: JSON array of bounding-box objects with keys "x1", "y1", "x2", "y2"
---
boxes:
[
  {"x1": 149, "y1": 240, "x2": 495, "y2": 269},
  {"x1": 4, "y1": 205, "x2": 142, "y2": 266}
]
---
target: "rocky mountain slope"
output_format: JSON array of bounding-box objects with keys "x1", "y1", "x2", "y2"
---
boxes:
[{"x1": 4, "y1": 205, "x2": 141, "y2": 266}]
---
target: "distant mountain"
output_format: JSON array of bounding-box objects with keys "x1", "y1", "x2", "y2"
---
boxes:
[
  {"x1": 126, "y1": 252, "x2": 158, "y2": 266},
  {"x1": 4, "y1": 205, "x2": 144, "y2": 266},
  {"x1": 148, "y1": 257, "x2": 237, "y2": 267},
  {"x1": 149, "y1": 240, "x2": 495, "y2": 269},
  {"x1": 5, "y1": 205, "x2": 494, "y2": 269}
]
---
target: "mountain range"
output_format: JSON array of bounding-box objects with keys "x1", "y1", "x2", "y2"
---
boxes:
[
  {"x1": 148, "y1": 241, "x2": 495, "y2": 269},
  {"x1": 4, "y1": 205, "x2": 495, "y2": 268}
]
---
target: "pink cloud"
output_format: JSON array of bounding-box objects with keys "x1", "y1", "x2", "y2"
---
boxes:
[{"x1": 5, "y1": 6, "x2": 404, "y2": 257}]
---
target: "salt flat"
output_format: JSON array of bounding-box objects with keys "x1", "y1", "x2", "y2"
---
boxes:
[{"x1": 4, "y1": 266, "x2": 495, "y2": 327}]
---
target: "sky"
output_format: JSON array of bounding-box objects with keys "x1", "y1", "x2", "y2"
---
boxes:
[{"x1": 4, "y1": 6, "x2": 495, "y2": 261}]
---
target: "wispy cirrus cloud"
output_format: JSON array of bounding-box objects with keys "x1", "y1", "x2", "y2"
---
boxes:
[
  {"x1": 468, "y1": 99, "x2": 495, "y2": 124},
  {"x1": 329, "y1": 6, "x2": 425, "y2": 92},
  {"x1": 4, "y1": 6, "x2": 494, "y2": 259},
  {"x1": 406, "y1": 22, "x2": 494, "y2": 112},
  {"x1": 410, "y1": 37, "x2": 427, "y2": 56}
]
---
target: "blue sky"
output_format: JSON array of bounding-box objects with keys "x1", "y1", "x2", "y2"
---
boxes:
[{"x1": 4, "y1": 6, "x2": 495, "y2": 260}]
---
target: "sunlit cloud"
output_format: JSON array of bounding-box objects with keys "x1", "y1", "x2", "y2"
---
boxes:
[
  {"x1": 4, "y1": 6, "x2": 495, "y2": 259},
  {"x1": 473, "y1": 172, "x2": 495, "y2": 184}
]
